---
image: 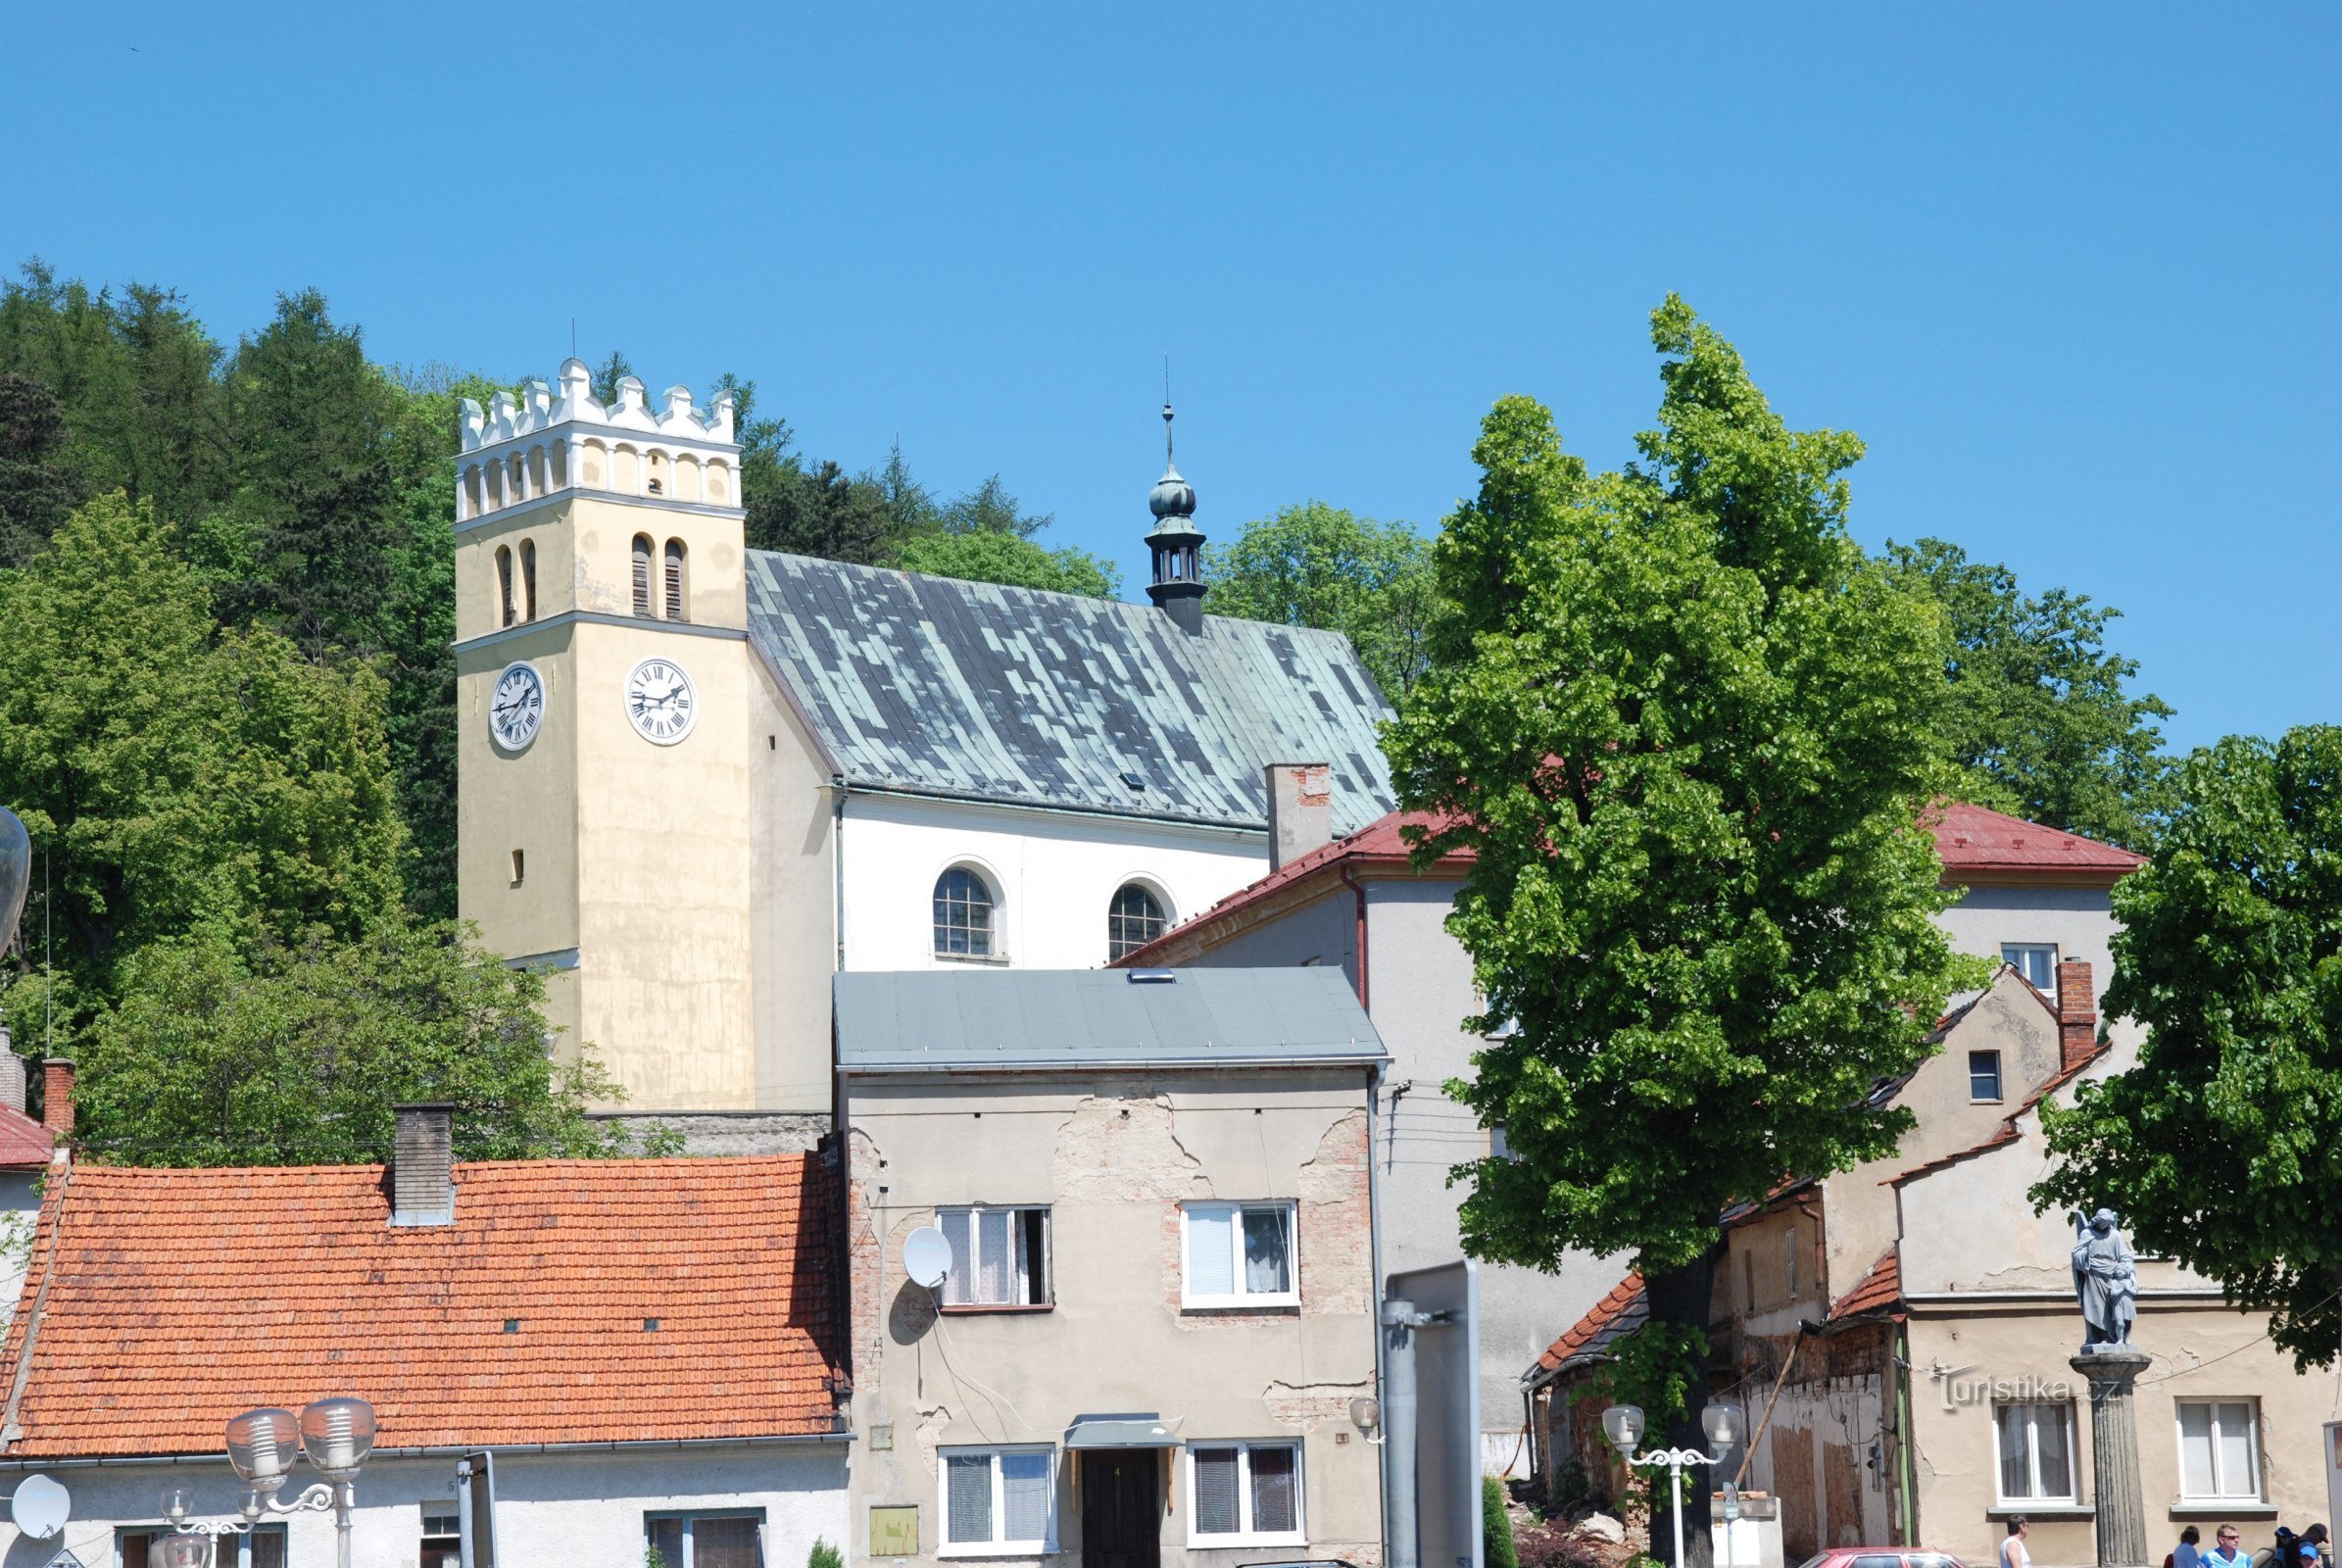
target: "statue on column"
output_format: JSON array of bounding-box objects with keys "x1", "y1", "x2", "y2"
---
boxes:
[{"x1": 2072, "y1": 1208, "x2": 2138, "y2": 1351}]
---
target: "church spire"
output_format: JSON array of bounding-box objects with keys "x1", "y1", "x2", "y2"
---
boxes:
[{"x1": 1145, "y1": 366, "x2": 1206, "y2": 634}]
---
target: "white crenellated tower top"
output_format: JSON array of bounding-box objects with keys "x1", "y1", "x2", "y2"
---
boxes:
[{"x1": 455, "y1": 358, "x2": 742, "y2": 525}]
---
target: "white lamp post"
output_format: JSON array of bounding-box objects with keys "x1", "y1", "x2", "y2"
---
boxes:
[
  {"x1": 159, "y1": 1397, "x2": 375, "y2": 1568},
  {"x1": 1602, "y1": 1401, "x2": 1744, "y2": 1568}
]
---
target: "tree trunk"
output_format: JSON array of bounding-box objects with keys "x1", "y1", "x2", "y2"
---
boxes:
[{"x1": 1643, "y1": 1247, "x2": 1725, "y2": 1568}]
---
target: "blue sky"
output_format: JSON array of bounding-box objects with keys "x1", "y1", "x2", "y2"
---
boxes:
[{"x1": 4, "y1": 3, "x2": 2334, "y2": 754}]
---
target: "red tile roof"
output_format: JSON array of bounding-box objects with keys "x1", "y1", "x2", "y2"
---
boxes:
[
  {"x1": 1120, "y1": 800, "x2": 2140, "y2": 965},
  {"x1": 1529, "y1": 1272, "x2": 1645, "y2": 1383},
  {"x1": 1827, "y1": 1250, "x2": 1901, "y2": 1321},
  {"x1": 0, "y1": 1155, "x2": 844, "y2": 1458},
  {"x1": 0, "y1": 1104, "x2": 53, "y2": 1168},
  {"x1": 1927, "y1": 801, "x2": 2143, "y2": 884}
]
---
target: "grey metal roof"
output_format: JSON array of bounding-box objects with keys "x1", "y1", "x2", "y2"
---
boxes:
[
  {"x1": 833, "y1": 966, "x2": 1388, "y2": 1072},
  {"x1": 747, "y1": 552, "x2": 1396, "y2": 832}
]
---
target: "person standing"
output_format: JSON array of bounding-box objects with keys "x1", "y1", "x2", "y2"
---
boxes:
[
  {"x1": 2206, "y1": 1527, "x2": 2252, "y2": 1568},
  {"x1": 2175, "y1": 1527, "x2": 2206, "y2": 1568},
  {"x1": 2002, "y1": 1518, "x2": 2033, "y2": 1568}
]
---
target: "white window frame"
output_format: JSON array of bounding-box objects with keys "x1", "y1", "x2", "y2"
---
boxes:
[
  {"x1": 1185, "y1": 1440, "x2": 1307, "y2": 1547},
  {"x1": 2175, "y1": 1398, "x2": 2264, "y2": 1502},
  {"x1": 2002, "y1": 944, "x2": 2060, "y2": 997},
  {"x1": 937, "y1": 1445, "x2": 1056, "y2": 1557},
  {"x1": 1994, "y1": 1401, "x2": 2077, "y2": 1505},
  {"x1": 1181, "y1": 1200, "x2": 1300, "y2": 1308},
  {"x1": 938, "y1": 1204, "x2": 1052, "y2": 1307}
]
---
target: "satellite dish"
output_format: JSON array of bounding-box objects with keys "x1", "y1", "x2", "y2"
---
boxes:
[
  {"x1": 12, "y1": 1472, "x2": 68, "y2": 1538},
  {"x1": 903, "y1": 1225, "x2": 952, "y2": 1291}
]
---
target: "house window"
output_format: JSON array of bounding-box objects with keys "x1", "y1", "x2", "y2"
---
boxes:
[
  {"x1": 939, "y1": 1205, "x2": 1050, "y2": 1306},
  {"x1": 421, "y1": 1503, "x2": 462, "y2": 1568},
  {"x1": 1107, "y1": 882, "x2": 1169, "y2": 959},
  {"x1": 2178, "y1": 1400, "x2": 2262, "y2": 1500},
  {"x1": 1182, "y1": 1200, "x2": 1297, "y2": 1307},
  {"x1": 1994, "y1": 1402, "x2": 2076, "y2": 1503},
  {"x1": 2003, "y1": 944, "x2": 2059, "y2": 997},
  {"x1": 934, "y1": 867, "x2": 997, "y2": 958},
  {"x1": 646, "y1": 1511, "x2": 765, "y2": 1568},
  {"x1": 1188, "y1": 1442, "x2": 1304, "y2": 1546},
  {"x1": 940, "y1": 1446, "x2": 1054, "y2": 1555},
  {"x1": 122, "y1": 1526, "x2": 286, "y2": 1567},
  {"x1": 632, "y1": 533, "x2": 656, "y2": 617},
  {"x1": 1970, "y1": 1050, "x2": 2004, "y2": 1102},
  {"x1": 664, "y1": 538, "x2": 688, "y2": 621}
]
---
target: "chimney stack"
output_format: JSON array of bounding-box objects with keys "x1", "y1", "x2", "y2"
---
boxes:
[
  {"x1": 2056, "y1": 960, "x2": 2097, "y2": 1073},
  {"x1": 1266, "y1": 763, "x2": 1334, "y2": 871},
  {"x1": 391, "y1": 1102, "x2": 456, "y2": 1225},
  {"x1": 39, "y1": 1058, "x2": 73, "y2": 1138},
  {"x1": 0, "y1": 1025, "x2": 22, "y2": 1114}
]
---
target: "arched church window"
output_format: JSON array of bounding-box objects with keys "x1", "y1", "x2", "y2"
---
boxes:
[
  {"x1": 934, "y1": 867, "x2": 996, "y2": 958},
  {"x1": 631, "y1": 534, "x2": 655, "y2": 617},
  {"x1": 664, "y1": 539, "x2": 688, "y2": 621},
  {"x1": 518, "y1": 539, "x2": 537, "y2": 622},
  {"x1": 496, "y1": 545, "x2": 516, "y2": 628},
  {"x1": 1107, "y1": 883, "x2": 1168, "y2": 959}
]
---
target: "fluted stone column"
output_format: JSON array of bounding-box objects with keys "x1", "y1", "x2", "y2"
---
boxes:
[{"x1": 2073, "y1": 1349, "x2": 2152, "y2": 1568}]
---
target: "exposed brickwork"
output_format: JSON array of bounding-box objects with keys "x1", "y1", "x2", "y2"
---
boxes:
[
  {"x1": 37, "y1": 1059, "x2": 71, "y2": 1139},
  {"x1": 2057, "y1": 959, "x2": 2098, "y2": 1072},
  {"x1": 0, "y1": 1154, "x2": 845, "y2": 1456}
]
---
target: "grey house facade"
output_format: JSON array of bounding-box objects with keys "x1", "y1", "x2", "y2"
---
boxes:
[{"x1": 835, "y1": 966, "x2": 1389, "y2": 1568}]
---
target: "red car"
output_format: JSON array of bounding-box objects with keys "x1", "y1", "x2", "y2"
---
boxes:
[{"x1": 1795, "y1": 1551, "x2": 1971, "y2": 1568}]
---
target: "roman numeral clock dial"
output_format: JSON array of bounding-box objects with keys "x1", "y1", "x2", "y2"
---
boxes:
[
  {"x1": 488, "y1": 662, "x2": 545, "y2": 753},
  {"x1": 624, "y1": 657, "x2": 698, "y2": 746}
]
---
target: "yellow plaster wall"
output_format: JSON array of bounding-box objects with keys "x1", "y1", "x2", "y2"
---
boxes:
[{"x1": 750, "y1": 671, "x2": 837, "y2": 1110}]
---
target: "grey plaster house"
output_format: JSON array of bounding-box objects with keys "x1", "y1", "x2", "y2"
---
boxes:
[{"x1": 834, "y1": 966, "x2": 1388, "y2": 1568}]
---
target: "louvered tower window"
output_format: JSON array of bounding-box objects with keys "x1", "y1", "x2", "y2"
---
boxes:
[
  {"x1": 496, "y1": 545, "x2": 516, "y2": 628},
  {"x1": 518, "y1": 539, "x2": 537, "y2": 622},
  {"x1": 664, "y1": 539, "x2": 688, "y2": 621},
  {"x1": 631, "y1": 534, "x2": 654, "y2": 617}
]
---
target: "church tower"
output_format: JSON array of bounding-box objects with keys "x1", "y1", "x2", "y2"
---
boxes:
[
  {"x1": 452, "y1": 362, "x2": 757, "y2": 1114},
  {"x1": 1144, "y1": 398, "x2": 1207, "y2": 633}
]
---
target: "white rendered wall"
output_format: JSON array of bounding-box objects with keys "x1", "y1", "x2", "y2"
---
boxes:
[
  {"x1": 1933, "y1": 882, "x2": 2135, "y2": 1042},
  {"x1": 0, "y1": 1443, "x2": 848, "y2": 1568},
  {"x1": 838, "y1": 791, "x2": 1273, "y2": 972}
]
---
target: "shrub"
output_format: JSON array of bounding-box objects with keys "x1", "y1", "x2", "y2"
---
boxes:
[
  {"x1": 1486, "y1": 1476, "x2": 1521, "y2": 1568},
  {"x1": 808, "y1": 1539, "x2": 843, "y2": 1568},
  {"x1": 1515, "y1": 1519, "x2": 1621, "y2": 1568}
]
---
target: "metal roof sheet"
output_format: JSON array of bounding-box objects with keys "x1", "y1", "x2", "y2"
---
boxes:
[
  {"x1": 833, "y1": 967, "x2": 1387, "y2": 1071},
  {"x1": 747, "y1": 552, "x2": 1396, "y2": 831}
]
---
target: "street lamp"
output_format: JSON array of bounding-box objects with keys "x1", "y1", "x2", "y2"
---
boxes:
[
  {"x1": 159, "y1": 1397, "x2": 375, "y2": 1568},
  {"x1": 1601, "y1": 1401, "x2": 1744, "y2": 1568}
]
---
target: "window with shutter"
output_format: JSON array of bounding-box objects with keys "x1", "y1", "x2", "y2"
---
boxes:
[
  {"x1": 496, "y1": 545, "x2": 515, "y2": 627},
  {"x1": 939, "y1": 1447, "x2": 1055, "y2": 1553},
  {"x1": 518, "y1": 539, "x2": 537, "y2": 622},
  {"x1": 631, "y1": 535, "x2": 655, "y2": 617},
  {"x1": 664, "y1": 538, "x2": 688, "y2": 621},
  {"x1": 1186, "y1": 1442, "x2": 1304, "y2": 1545}
]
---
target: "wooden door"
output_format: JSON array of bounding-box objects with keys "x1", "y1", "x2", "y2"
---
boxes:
[{"x1": 1080, "y1": 1451, "x2": 1161, "y2": 1568}]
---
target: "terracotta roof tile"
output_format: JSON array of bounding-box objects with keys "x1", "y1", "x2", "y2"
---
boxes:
[
  {"x1": 1828, "y1": 1250, "x2": 1901, "y2": 1321},
  {"x1": 0, "y1": 1105, "x2": 53, "y2": 1168},
  {"x1": 0, "y1": 1155, "x2": 843, "y2": 1457},
  {"x1": 1529, "y1": 1272, "x2": 1645, "y2": 1382}
]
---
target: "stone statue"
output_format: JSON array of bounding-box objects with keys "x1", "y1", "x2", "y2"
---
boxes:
[
  {"x1": 2072, "y1": 1207, "x2": 2138, "y2": 1350},
  {"x1": 0, "y1": 806, "x2": 27, "y2": 958}
]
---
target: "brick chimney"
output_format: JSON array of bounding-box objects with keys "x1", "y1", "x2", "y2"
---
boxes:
[
  {"x1": 2056, "y1": 960, "x2": 2097, "y2": 1073},
  {"x1": 391, "y1": 1102, "x2": 456, "y2": 1225},
  {"x1": 1266, "y1": 763, "x2": 1334, "y2": 871},
  {"x1": 39, "y1": 1058, "x2": 73, "y2": 1138}
]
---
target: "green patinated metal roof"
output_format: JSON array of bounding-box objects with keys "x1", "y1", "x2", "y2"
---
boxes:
[
  {"x1": 746, "y1": 552, "x2": 1396, "y2": 832},
  {"x1": 833, "y1": 967, "x2": 1388, "y2": 1072}
]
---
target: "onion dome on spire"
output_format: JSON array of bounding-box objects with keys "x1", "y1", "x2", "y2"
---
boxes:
[{"x1": 1144, "y1": 392, "x2": 1207, "y2": 635}]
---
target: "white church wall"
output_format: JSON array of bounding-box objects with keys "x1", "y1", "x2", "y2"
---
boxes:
[{"x1": 839, "y1": 791, "x2": 1272, "y2": 971}]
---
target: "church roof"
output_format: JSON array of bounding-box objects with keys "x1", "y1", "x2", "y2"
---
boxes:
[{"x1": 747, "y1": 552, "x2": 1396, "y2": 832}]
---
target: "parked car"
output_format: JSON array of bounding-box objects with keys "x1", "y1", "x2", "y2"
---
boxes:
[{"x1": 1795, "y1": 1551, "x2": 1970, "y2": 1568}]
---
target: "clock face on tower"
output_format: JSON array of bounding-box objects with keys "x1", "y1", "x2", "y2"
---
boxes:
[
  {"x1": 624, "y1": 657, "x2": 698, "y2": 746},
  {"x1": 488, "y1": 662, "x2": 545, "y2": 753}
]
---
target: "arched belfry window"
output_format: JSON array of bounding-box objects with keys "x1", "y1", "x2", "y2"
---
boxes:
[
  {"x1": 518, "y1": 538, "x2": 538, "y2": 622},
  {"x1": 934, "y1": 867, "x2": 997, "y2": 958},
  {"x1": 631, "y1": 534, "x2": 655, "y2": 617},
  {"x1": 663, "y1": 539, "x2": 688, "y2": 621},
  {"x1": 496, "y1": 545, "x2": 516, "y2": 628},
  {"x1": 1107, "y1": 883, "x2": 1169, "y2": 959}
]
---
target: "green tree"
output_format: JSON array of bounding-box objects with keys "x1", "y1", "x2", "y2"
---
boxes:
[
  {"x1": 77, "y1": 919, "x2": 628, "y2": 1166},
  {"x1": 1387, "y1": 299, "x2": 1970, "y2": 1564},
  {"x1": 1205, "y1": 501, "x2": 1436, "y2": 699},
  {"x1": 0, "y1": 372, "x2": 82, "y2": 565},
  {"x1": 1883, "y1": 537, "x2": 2171, "y2": 848},
  {"x1": 746, "y1": 459, "x2": 897, "y2": 564},
  {"x1": 0, "y1": 494, "x2": 403, "y2": 995},
  {"x1": 220, "y1": 291, "x2": 402, "y2": 660},
  {"x1": 939, "y1": 473, "x2": 1049, "y2": 538},
  {"x1": 896, "y1": 526, "x2": 1120, "y2": 598},
  {"x1": 591, "y1": 350, "x2": 636, "y2": 406},
  {"x1": 2033, "y1": 725, "x2": 2342, "y2": 1367}
]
